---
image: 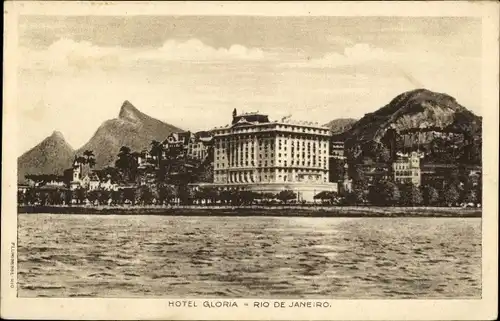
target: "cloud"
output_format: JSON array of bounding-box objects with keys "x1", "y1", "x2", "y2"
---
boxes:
[
  {"x1": 19, "y1": 38, "x2": 268, "y2": 72},
  {"x1": 153, "y1": 39, "x2": 265, "y2": 61},
  {"x1": 20, "y1": 38, "x2": 122, "y2": 72},
  {"x1": 282, "y1": 43, "x2": 387, "y2": 69}
]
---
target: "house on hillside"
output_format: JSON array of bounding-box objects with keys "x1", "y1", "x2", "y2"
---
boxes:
[
  {"x1": 137, "y1": 149, "x2": 155, "y2": 169},
  {"x1": 330, "y1": 140, "x2": 346, "y2": 160},
  {"x1": 359, "y1": 159, "x2": 391, "y2": 184},
  {"x1": 69, "y1": 157, "x2": 118, "y2": 191},
  {"x1": 161, "y1": 131, "x2": 213, "y2": 162},
  {"x1": 87, "y1": 172, "x2": 101, "y2": 191},
  {"x1": 70, "y1": 157, "x2": 91, "y2": 190},
  {"x1": 99, "y1": 175, "x2": 118, "y2": 191},
  {"x1": 163, "y1": 132, "x2": 192, "y2": 149},
  {"x1": 420, "y1": 163, "x2": 459, "y2": 188},
  {"x1": 392, "y1": 151, "x2": 422, "y2": 186},
  {"x1": 160, "y1": 131, "x2": 192, "y2": 159},
  {"x1": 187, "y1": 131, "x2": 213, "y2": 161}
]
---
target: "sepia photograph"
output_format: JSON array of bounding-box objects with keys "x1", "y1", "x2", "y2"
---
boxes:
[{"x1": 2, "y1": 1, "x2": 498, "y2": 320}]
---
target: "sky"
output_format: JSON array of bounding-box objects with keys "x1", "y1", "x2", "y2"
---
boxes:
[{"x1": 17, "y1": 15, "x2": 482, "y2": 155}]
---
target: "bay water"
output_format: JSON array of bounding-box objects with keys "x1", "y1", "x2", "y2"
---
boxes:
[{"x1": 17, "y1": 214, "x2": 481, "y2": 298}]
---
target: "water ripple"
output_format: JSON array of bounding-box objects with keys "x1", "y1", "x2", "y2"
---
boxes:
[{"x1": 17, "y1": 214, "x2": 481, "y2": 298}]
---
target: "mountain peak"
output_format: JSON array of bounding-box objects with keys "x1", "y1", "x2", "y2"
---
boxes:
[
  {"x1": 18, "y1": 131, "x2": 75, "y2": 182},
  {"x1": 78, "y1": 101, "x2": 184, "y2": 168},
  {"x1": 343, "y1": 88, "x2": 480, "y2": 147},
  {"x1": 118, "y1": 100, "x2": 142, "y2": 121},
  {"x1": 50, "y1": 130, "x2": 65, "y2": 140},
  {"x1": 389, "y1": 88, "x2": 458, "y2": 110}
]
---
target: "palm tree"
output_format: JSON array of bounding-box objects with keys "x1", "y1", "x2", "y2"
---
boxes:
[
  {"x1": 83, "y1": 150, "x2": 96, "y2": 168},
  {"x1": 76, "y1": 156, "x2": 86, "y2": 164}
]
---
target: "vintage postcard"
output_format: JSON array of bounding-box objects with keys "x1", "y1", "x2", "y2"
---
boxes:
[{"x1": 2, "y1": 1, "x2": 499, "y2": 320}]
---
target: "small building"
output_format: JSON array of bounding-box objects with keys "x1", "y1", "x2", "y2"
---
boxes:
[
  {"x1": 137, "y1": 150, "x2": 155, "y2": 168},
  {"x1": 392, "y1": 151, "x2": 422, "y2": 186},
  {"x1": 70, "y1": 157, "x2": 91, "y2": 190},
  {"x1": 330, "y1": 140, "x2": 346, "y2": 160},
  {"x1": 87, "y1": 172, "x2": 101, "y2": 191},
  {"x1": 187, "y1": 131, "x2": 213, "y2": 161},
  {"x1": 18, "y1": 184, "x2": 30, "y2": 194},
  {"x1": 99, "y1": 175, "x2": 118, "y2": 191},
  {"x1": 358, "y1": 158, "x2": 391, "y2": 184},
  {"x1": 69, "y1": 157, "x2": 110, "y2": 191},
  {"x1": 420, "y1": 163, "x2": 458, "y2": 188},
  {"x1": 163, "y1": 132, "x2": 192, "y2": 149}
]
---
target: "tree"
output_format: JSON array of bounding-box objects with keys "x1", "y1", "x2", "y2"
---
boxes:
[
  {"x1": 349, "y1": 165, "x2": 369, "y2": 204},
  {"x1": 387, "y1": 182, "x2": 401, "y2": 206},
  {"x1": 129, "y1": 152, "x2": 140, "y2": 181},
  {"x1": 276, "y1": 190, "x2": 297, "y2": 204},
  {"x1": 369, "y1": 180, "x2": 400, "y2": 206},
  {"x1": 422, "y1": 185, "x2": 440, "y2": 206},
  {"x1": 177, "y1": 184, "x2": 195, "y2": 205},
  {"x1": 87, "y1": 190, "x2": 100, "y2": 205},
  {"x1": 115, "y1": 146, "x2": 138, "y2": 182},
  {"x1": 51, "y1": 190, "x2": 63, "y2": 205},
  {"x1": 399, "y1": 183, "x2": 423, "y2": 206},
  {"x1": 443, "y1": 184, "x2": 460, "y2": 206},
  {"x1": 98, "y1": 190, "x2": 111, "y2": 205},
  {"x1": 194, "y1": 186, "x2": 219, "y2": 205},
  {"x1": 111, "y1": 189, "x2": 124, "y2": 205},
  {"x1": 75, "y1": 187, "x2": 87, "y2": 204},
  {"x1": 101, "y1": 166, "x2": 121, "y2": 182},
  {"x1": 39, "y1": 192, "x2": 48, "y2": 206},
  {"x1": 475, "y1": 181, "x2": 482, "y2": 205},
  {"x1": 314, "y1": 191, "x2": 339, "y2": 204},
  {"x1": 123, "y1": 188, "x2": 136, "y2": 205},
  {"x1": 460, "y1": 179, "x2": 478, "y2": 205},
  {"x1": 239, "y1": 190, "x2": 258, "y2": 205},
  {"x1": 137, "y1": 185, "x2": 153, "y2": 205},
  {"x1": 116, "y1": 147, "x2": 130, "y2": 174},
  {"x1": 378, "y1": 145, "x2": 392, "y2": 163},
  {"x1": 64, "y1": 189, "x2": 73, "y2": 205},
  {"x1": 463, "y1": 188, "x2": 478, "y2": 204},
  {"x1": 83, "y1": 150, "x2": 96, "y2": 168},
  {"x1": 219, "y1": 189, "x2": 233, "y2": 205},
  {"x1": 193, "y1": 159, "x2": 215, "y2": 183},
  {"x1": 17, "y1": 190, "x2": 25, "y2": 205},
  {"x1": 25, "y1": 188, "x2": 38, "y2": 205},
  {"x1": 369, "y1": 142, "x2": 391, "y2": 163},
  {"x1": 204, "y1": 186, "x2": 219, "y2": 204},
  {"x1": 76, "y1": 156, "x2": 87, "y2": 166},
  {"x1": 157, "y1": 184, "x2": 176, "y2": 205},
  {"x1": 150, "y1": 140, "x2": 163, "y2": 168}
]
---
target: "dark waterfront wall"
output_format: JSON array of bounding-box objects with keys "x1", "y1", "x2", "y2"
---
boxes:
[{"x1": 17, "y1": 205, "x2": 481, "y2": 217}]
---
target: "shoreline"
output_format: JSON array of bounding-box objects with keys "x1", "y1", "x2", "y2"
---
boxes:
[{"x1": 17, "y1": 205, "x2": 482, "y2": 218}]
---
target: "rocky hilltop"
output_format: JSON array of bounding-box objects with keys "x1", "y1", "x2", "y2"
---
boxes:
[
  {"x1": 323, "y1": 118, "x2": 357, "y2": 135},
  {"x1": 76, "y1": 101, "x2": 184, "y2": 168},
  {"x1": 18, "y1": 131, "x2": 75, "y2": 182},
  {"x1": 341, "y1": 89, "x2": 482, "y2": 164}
]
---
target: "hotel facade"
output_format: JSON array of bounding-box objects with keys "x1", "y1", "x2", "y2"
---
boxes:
[{"x1": 208, "y1": 110, "x2": 338, "y2": 202}]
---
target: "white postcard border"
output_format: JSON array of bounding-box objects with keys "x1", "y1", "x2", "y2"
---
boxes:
[{"x1": 2, "y1": 1, "x2": 498, "y2": 320}]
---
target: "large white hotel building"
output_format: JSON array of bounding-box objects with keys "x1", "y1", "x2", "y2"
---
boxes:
[{"x1": 209, "y1": 109, "x2": 338, "y2": 202}]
